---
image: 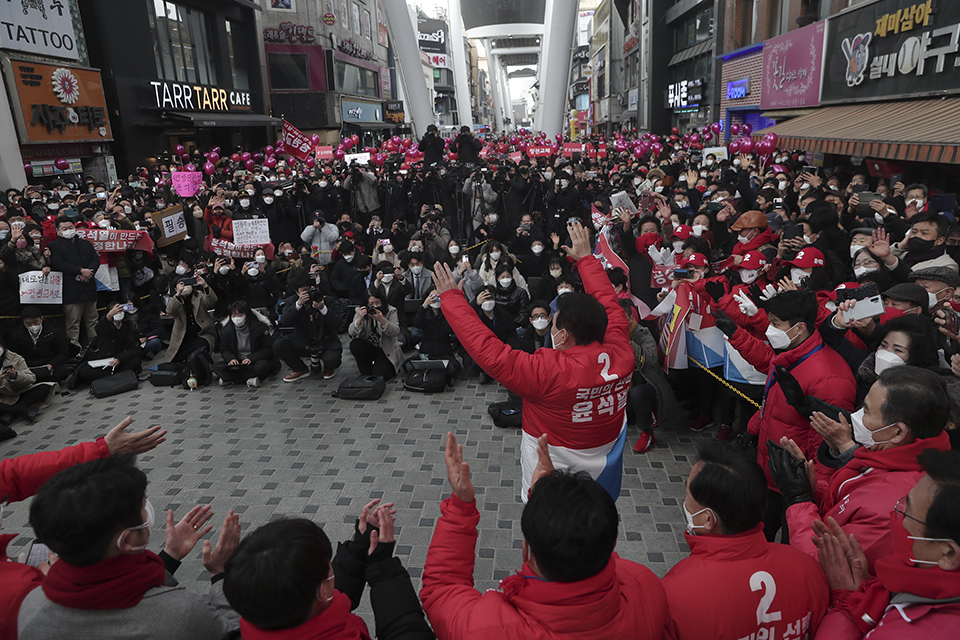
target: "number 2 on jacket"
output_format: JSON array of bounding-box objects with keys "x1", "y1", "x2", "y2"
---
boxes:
[
  {"x1": 598, "y1": 353, "x2": 617, "y2": 382},
  {"x1": 749, "y1": 571, "x2": 782, "y2": 625}
]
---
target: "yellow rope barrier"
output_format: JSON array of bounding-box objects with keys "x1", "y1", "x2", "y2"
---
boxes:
[{"x1": 686, "y1": 353, "x2": 762, "y2": 411}]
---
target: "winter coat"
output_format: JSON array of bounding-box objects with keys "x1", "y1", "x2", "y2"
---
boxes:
[
  {"x1": 728, "y1": 328, "x2": 857, "y2": 491},
  {"x1": 48, "y1": 236, "x2": 99, "y2": 304},
  {"x1": 86, "y1": 317, "x2": 142, "y2": 367},
  {"x1": 279, "y1": 294, "x2": 343, "y2": 352},
  {"x1": 342, "y1": 171, "x2": 381, "y2": 214},
  {"x1": 492, "y1": 281, "x2": 530, "y2": 327},
  {"x1": 661, "y1": 525, "x2": 828, "y2": 640},
  {"x1": 7, "y1": 323, "x2": 70, "y2": 369},
  {"x1": 348, "y1": 306, "x2": 402, "y2": 374},
  {"x1": 412, "y1": 306, "x2": 457, "y2": 358},
  {"x1": 815, "y1": 600, "x2": 960, "y2": 639},
  {"x1": 164, "y1": 285, "x2": 218, "y2": 363},
  {"x1": 420, "y1": 495, "x2": 667, "y2": 640},
  {"x1": 300, "y1": 223, "x2": 340, "y2": 266},
  {"x1": 0, "y1": 350, "x2": 56, "y2": 407},
  {"x1": 218, "y1": 311, "x2": 276, "y2": 365}
]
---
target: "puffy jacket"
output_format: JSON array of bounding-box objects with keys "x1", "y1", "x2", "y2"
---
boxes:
[
  {"x1": 300, "y1": 224, "x2": 340, "y2": 266},
  {"x1": 420, "y1": 496, "x2": 667, "y2": 640},
  {"x1": 661, "y1": 525, "x2": 828, "y2": 640},
  {"x1": 728, "y1": 328, "x2": 856, "y2": 491},
  {"x1": 787, "y1": 431, "x2": 951, "y2": 575},
  {"x1": 440, "y1": 256, "x2": 634, "y2": 450},
  {"x1": 1, "y1": 438, "x2": 110, "y2": 640},
  {"x1": 816, "y1": 601, "x2": 960, "y2": 639}
]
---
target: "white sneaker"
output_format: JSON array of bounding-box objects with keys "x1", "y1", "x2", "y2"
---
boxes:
[
  {"x1": 246, "y1": 377, "x2": 260, "y2": 388},
  {"x1": 219, "y1": 377, "x2": 229, "y2": 387}
]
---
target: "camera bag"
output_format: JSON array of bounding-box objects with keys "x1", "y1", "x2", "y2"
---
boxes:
[
  {"x1": 333, "y1": 375, "x2": 386, "y2": 400},
  {"x1": 89, "y1": 370, "x2": 140, "y2": 399}
]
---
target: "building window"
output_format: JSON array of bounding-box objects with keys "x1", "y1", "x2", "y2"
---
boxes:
[
  {"x1": 268, "y1": 52, "x2": 309, "y2": 90},
  {"x1": 674, "y1": 6, "x2": 713, "y2": 52},
  {"x1": 336, "y1": 59, "x2": 380, "y2": 98},
  {"x1": 225, "y1": 20, "x2": 249, "y2": 91},
  {"x1": 352, "y1": 3, "x2": 361, "y2": 34},
  {"x1": 147, "y1": 0, "x2": 217, "y2": 85},
  {"x1": 364, "y1": 10, "x2": 372, "y2": 40}
]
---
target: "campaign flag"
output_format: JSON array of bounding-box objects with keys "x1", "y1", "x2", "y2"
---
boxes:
[
  {"x1": 595, "y1": 230, "x2": 651, "y2": 318},
  {"x1": 650, "y1": 286, "x2": 693, "y2": 371},
  {"x1": 282, "y1": 119, "x2": 313, "y2": 161}
]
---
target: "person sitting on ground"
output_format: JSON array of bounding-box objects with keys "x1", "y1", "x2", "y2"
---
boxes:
[
  {"x1": 223, "y1": 503, "x2": 434, "y2": 640},
  {"x1": 18, "y1": 454, "x2": 242, "y2": 640},
  {"x1": 214, "y1": 301, "x2": 278, "y2": 389},
  {"x1": 348, "y1": 288, "x2": 403, "y2": 381},
  {"x1": 419, "y1": 432, "x2": 667, "y2": 639},
  {"x1": 274, "y1": 276, "x2": 343, "y2": 382},
  {"x1": 164, "y1": 275, "x2": 218, "y2": 364},
  {"x1": 411, "y1": 290, "x2": 461, "y2": 379},
  {"x1": 8, "y1": 307, "x2": 71, "y2": 383},
  {"x1": 74, "y1": 303, "x2": 144, "y2": 386},
  {"x1": 0, "y1": 417, "x2": 167, "y2": 636},
  {"x1": 661, "y1": 440, "x2": 828, "y2": 639},
  {"x1": 516, "y1": 301, "x2": 553, "y2": 353}
]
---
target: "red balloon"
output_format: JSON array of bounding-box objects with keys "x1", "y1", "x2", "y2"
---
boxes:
[
  {"x1": 265, "y1": 145, "x2": 275, "y2": 156},
  {"x1": 231, "y1": 153, "x2": 240, "y2": 162},
  {"x1": 671, "y1": 127, "x2": 680, "y2": 135},
  {"x1": 184, "y1": 163, "x2": 196, "y2": 172},
  {"x1": 310, "y1": 134, "x2": 321, "y2": 146},
  {"x1": 208, "y1": 152, "x2": 220, "y2": 164},
  {"x1": 203, "y1": 162, "x2": 216, "y2": 175},
  {"x1": 711, "y1": 122, "x2": 722, "y2": 134},
  {"x1": 448, "y1": 152, "x2": 458, "y2": 161},
  {"x1": 651, "y1": 143, "x2": 663, "y2": 155},
  {"x1": 211, "y1": 146, "x2": 221, "y2": 155},
  {"x1": 555, "y1": 133, "x2": 563, "y2": 142},
  {"x1": 174, "y1": 144, "x2": 185, "y2": 156},
  {"x1": 305, "y1": 156, "x2": 315, "y2": 168},
  {"x1": 741, "y1": 123, "x2": 753, "y2": 135},
  {"x1": 384, "y1": 140, "x2": 396, "y2": 153},
  {"x1": 244, "y1": 159, "x2": 255, "y2": 171},
  {"x1": 730, "y1": 123, "x2": 741, "y2": 136},
  {"x1": 633, "y1": 147, "x2": 643, "y2": 159},
  {"x1": 690, "y1": 133, "x2": 700, "y2": 144},
  {"x1": 765, "y1": 133, "x2": 779, "y2": 148},
  {"x1": 252, "y1": 153, "x2": 263, "y2": 163},
  {"x1": 333, "y1": 149, "x2": 345, "y2": 160},
  {"x1": 392, "y1": 136, "x2": 402, "y2": 144},
  {"x1": 401, "y1": 137, "x2": 412, "y2": 148},
  {"x1": 342, "y1": 138, "x2": 354, "y2": 150},
  {"x1": 240, "y1": 152, "x2": 251, "y2": 162},
  {"x1": 350, "y1": 134, "x2": 360, "y2": 145},
  {"x1": 739, "y1": 137, "x2": 754, "y2": 154},
  {"x1": 728, "y1": 139, "x2": 741, "y2": 154},
  {"x1": 264, "y1": 156, "x2": 277, "y2": 168}
]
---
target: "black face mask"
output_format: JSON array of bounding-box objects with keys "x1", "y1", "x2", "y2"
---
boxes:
[{"x1": 907, "y1": 236, "x2": 937, "y2": 254}]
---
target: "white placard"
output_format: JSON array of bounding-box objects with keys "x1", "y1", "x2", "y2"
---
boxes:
[
  {"x1": 702, "y1": 146, "x2": 729, "y2": 161},
  {"x1": 232, "y1": 219, "x2": 271, "y2": 246},
  {"x1": 610, "y1": 190, "x2": 638, "y2": 214},
  {"x1": 19, "y1": 270, "x2": 63, "y2": 305},
  {"x1": 344, "y1": 152, "x2": 371, "y2": 165},
  {"x1": 0, "y1": 1, "x2": 80, "y2": 60}
]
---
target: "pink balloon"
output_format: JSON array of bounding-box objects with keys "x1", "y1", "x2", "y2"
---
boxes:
[
  {"x1": 174, "y1": 145, "x2": 185, "y2": 156},
  {"x1": 555, "y1": 133, "x2": 562, "y2": 142},
  {"x1": 765, "y1": 133, "x2": 779, "y2": 148},
  {"x1": 252, "y1": 153, "x2": 263, "y2": 163},
  {"x1": 305, "y1": 156, "x2": 316, "y2": 168},
  {"x1": 184, "y1": 163, "x2": 196, "y2": 172},
  {"x1": 730, "y1": 123, "x2": 741, "y2": 136},
  {"x1": 651, "y1": 143, "x2": 662, "y2": 155},
  {"x1": 310, "y1": 134, "x2": 321, "y2": 146},
  {"x1": 53, "y1": 158, "x2": 69, "y2": 171},
  {"x1": 180, "y1": 152, "x2": 190, "y2": 161},
  {"x1": 203, "y1": 162, "x2": 216, "y2": 175},
  {"x1": 711, "y1": 122, "x2": 722, "y2": 134},
  {"x1": 634, "y1": 147, "x2": 644, "y2": 159},
  {"x1": 211, "y1": 146, "x2": 221, "y2": 155},
  {"x1": 231, "y1": 153, "x2": 240, "y2": 162},
  {"x1": 690, "y1": 133, "x2": 700, "y2": 144},
  {"x1": 264, "y1": 156, "x2": 277, "y2": 169},
  {"x1": 23, "y1": 161, "x2": 32, "y2": 175},
  {"x1": 265, "y1": 145, "x2": 275, "y2": 156},
  {"x1": 739, "y1": 137, "x2": 754, "y2": 154},
  {"x1": 728, "y1": 139, "x2": 741, "y2": 154},
  {"x1": 245, "y1": 159, "x2": 255, "y2": 171},
  {"x1": 742, "y1": 123, "x2": 753, "y2": 135},
  {"x1": 333, "y1": 149, "x2": 345, "y2": 160},
  {"x1": 240, "y1": 152, "x2": 251, "y2": 162},
  {"x1": 208, "y1": 152, "x2": 220, "y2": 164},
  {"x1": 702, "y1": 131, "x2": 713, "y2": 142},
  {"x1": 392, "y1": 136, "x2": 402, "y2": 145}
]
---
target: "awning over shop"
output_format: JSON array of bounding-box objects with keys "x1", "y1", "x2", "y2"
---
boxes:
[
  {"x1": 755, "y1": 97, "x2": 960, "y2": 165},
  {"x1": 162, "y1": 111, "x2": 281, "y2": 128}
]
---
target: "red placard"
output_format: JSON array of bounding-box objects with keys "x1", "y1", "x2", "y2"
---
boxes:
[
  {"x1": 508, "y1": 151, "x2": 522, "y2": 164},
  {"x1": 282, "y1": 119, "x2": 312, "y2": 161},
  {"x1": 315, "y1": 145, "x2": 334, "y2": 160},
  {"x1": 562, "y1": 143, "x2": 583, "y2": 157},
  {"x1": 75, "y1": 228, "x2": 153, "y2": 254},
  {"x1": 527, "y1": 145, "x2": 553, "y2": 158},
  {"x1": 651, "y1": 264, "x2": 676, "y2": 288}
]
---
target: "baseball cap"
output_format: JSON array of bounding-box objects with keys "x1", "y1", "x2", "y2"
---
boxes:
[
  {"x1": 882, "y1": 283, "x2": 929, "y2": 313},
  {"x1": 786, "y1": 247, "x2": 825, "y2": 269},
  {"x1": 681, "y1": 253, "x2": 708, "y2": 268},
  {"x1": 738, "y1": 251, "x2": 767, "y2": 270},
  {"x1": 671, "y1": 224, "x2": 693, "y2": 240}
]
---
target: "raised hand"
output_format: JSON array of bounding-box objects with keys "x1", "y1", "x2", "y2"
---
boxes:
[
  {"x1": 103, "y1": 417, "x2": 167, "y2": 455},
  {"x1": 202, "y1": 511, "x2": 241, "y2": 576},
  {"x1": 444, "y1": 432, "x2": 475, "y2": 503},
  {"x1": 164, "y1": 505, "x2": 214, "y2": 561},
  {"x1": 560, "y1": 220, "x2": 593, "y2": 262}
]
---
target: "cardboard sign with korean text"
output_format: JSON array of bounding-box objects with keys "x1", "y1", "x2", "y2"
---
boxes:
[
  {"x1": 232, "y1": 219, "x2": 271, "y2": 246},
  {"x1": 19, "y1": 271, "x2": 63, "y2": 305},
  {"x1": 204, "y1": 236, "x2": 275, "y2": 260},
  {"x1": 150, "y1": 205, "x2": 188, "y2": 247},
  {"x1": 171, "y1": 171, "x2": 203, "y2": 197}
]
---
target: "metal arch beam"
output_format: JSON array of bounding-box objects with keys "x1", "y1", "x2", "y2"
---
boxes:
[
  {"x1": 488, "y1": 47, "x2": 541, "y2": 56},
  {"x1": 448, "y1": 0, "x2": 473, "y2": 129},
  {"x1": 465, "y1": 23, "x2": 543, "y2": 39},
  {"x1": 381, "y1": 2, "x2": 434, "y2": 138}
]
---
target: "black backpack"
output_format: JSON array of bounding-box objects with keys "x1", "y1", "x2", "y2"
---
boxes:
[
  {"x1": 403, "y1": 367, "x2": 447, "y2": 393},
  {"x1": 333, "y1": 375, "x2": 386, "y2": 399},
  {"x1": 487, "y1": 401, "x2": 523, "y2": 428},
  {"x1": 181, "y1": 345, "x2": 213, "y2": 389}
]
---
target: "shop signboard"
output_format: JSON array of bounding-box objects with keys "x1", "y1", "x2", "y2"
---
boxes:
[
  {"x1": 383, "y1": 101, "x2": 404, "y2": 123},
  {"x1": 762, "y1": 20, "x2": 825, "y2": 109},
  {"x1": 0, "y1": 0, "x2": 79, "y2": 60},
  {"x1": 341, "y1": 98, "x2": 382, "y2": 123},
  {"x1": 376, "y1": 1, "x2": 388, "y2": 47},
  {"x1": 417, "y1": 19, "x2": 447, "y2": 54},
  {"x1": 666, "y1": 79, "x2": 704, "y2": 109},
  {"x1": 822, "y1": 0, "x2": 960, "y2": 104},
  {"x1": 5, "y1": 58, "x2": 112, "y2": 144},
  {"x1": 149, "y1": 79, "x2": 251, "y2": 112}
]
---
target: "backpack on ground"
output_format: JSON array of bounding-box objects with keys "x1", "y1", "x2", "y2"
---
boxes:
[
  {"x1": 333, "y1": 375, "x2": 386, "y2": 400},
  {"x1": 402, "y1": 357, "x2": 448, "y2": 393},
  {"x1": 487, "y1": 400, "x2": 522, "y2": 428},
  {"x1": 181, "y1": 345, "x2": 213, "y2": 389},
  {"x1": 89, "y1": 370, "x2": 140, "y2": 398}
]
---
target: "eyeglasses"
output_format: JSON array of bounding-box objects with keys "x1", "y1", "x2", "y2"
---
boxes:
[
  {"x1": 894, "y1": 496, "x2": 927, "y2": 527},
  {"x1": 530, "y1": 313, "x2": 549, "y2": 320},
  {"x1": 853, "y1": 258, "x2": 879, "y2": 268}
]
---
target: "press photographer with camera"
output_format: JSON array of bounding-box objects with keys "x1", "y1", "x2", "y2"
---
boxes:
[
  {"x1": 342, "y1": 163, "x2": 381, "y2": 225},
  {"x1": 451, "y1": 125, "x2": 481, "y2": 165},
  {"x1": 410, "y1": 208, "x2": 450, "y2": 257},
  {"x1": 419, "y1": 124, "x2": 445, "y2": 167},
  {"x1": 274, "y1": 276, "x2": 343, "y2": 382},
  {"x1": 348, "y1": 289, "x2": 403, "y2": 381}
]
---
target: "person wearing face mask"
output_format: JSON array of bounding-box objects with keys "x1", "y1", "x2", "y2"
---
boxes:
[
  {"x1": 516, "y1": 238, "x2": 553, "y2": 279},
  {"x1": 0, "y1": 222, "x2": 47, "y2": 277},
  {"x1": 402, "y1": 253, "x2": 434, "y2": 303},
  {"x1": 0, "y1": 335, "x2": 59, "y2": 427},
  {"x1": 772, "y1": 366, "x2": 952, "y2": 578},
  {"x1": 341, "y1": 164, "x2": 382, "y2": 224},
  {"x1": 884, "y1": 213, "x2": 959, "y2": 275},
  {"x1": 203, "y1": 202, "x2": 234, "y2": 241},
  {"x1": 549, "y1": 275, "x2": 578, "y2": 315},
  {"x1": 300, "y1": 211, "x2": 339, "y2": 266},
  {"x1": 721, "y1": 290, "x2": 856, "y2": 543},
  {"x1": 473, "y1": 209, "x2": 509, "y2": 245},
  {"x1": 8, "y1": 308, "x2": 71, "y2": 384},
  {"x1": 224, "y1": 511, "x2": 432, "y2": 640},
  {"x1": 73, "y1": 303, "x2": 143, "y2": 386},
  {"x1": 165, "y1": 275, "x2": 218, "y2": 365},
  {"x1": 214, "y1": 301, "x2": 279, "y2": 388},
  {"x1": 329, "y1": 240, "x2": 362, "y2": 299},
  {"x1": 410, "y1": 290, "x2": 462, "y2": 379},
  {"x1": 49, "y1": 217, "x2": 100, "y2": 347},
  {"x1": 233, "y1": 187, "x2": 263, "y2": 221},
  {"x1": 726, "y1": 210, "x2": 777, "y2": 259},
  {"x1": 908, "y1": 266, "x2": 958, "y2": 316},
  {"x1": 661, "y1": 441, "x2": 829, "y2": 640},
  {"x1": 537, "y1": 258, "x2": 568, "y2": 301},
  {"x1": 348, "y1": 289, "x2": 403, "y2": 381},
  {"x1": 20, "y1": 454, "x2": 242, "y2": 640},
  {"x1": 517, "y1": 302, "x2": 554, "y2": 353},
  {"x1": 814, "y1": 448, "x2": 960, "y2": 639},
  {"x1": 240, "y1": 258, "x2": 279, "y2": 321},
  {"x1": 491, "y1": 263, "x2": 531, "y2": 327}
]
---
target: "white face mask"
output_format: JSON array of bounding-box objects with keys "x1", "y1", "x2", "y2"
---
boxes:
[
  {"x1": 112, "y1": 312, "x2": 125, "y2": 322},
  {"x1": 907, "y1": 198, "x2": 925, "y2": 209},
  {"x1": 733, "y1": 159, "x2": 741, "y2": 167},
  {"x1": 97, "y1": 219, "x2": 111, "y2": 229},
  {"x1": 411, "y1": 265, "x2": 423, "y2": 275},
  {"x1": 341, "y1": 253, "x2": 354, "y2": 263},
  {"x1": 449, "y1": 245, "x2": 460, "y2": 255},
  {"x1": 549, "y1": 268, "x2": 562, "y2": 278},
  {"x1": 175, "y1": 265, "x2": 188, "y2": 275},
  {"x1": 498, "y1": 277, "x2": 513, "y2": 288},
  {"x1": 654, "y1": 185, "x2": 664, "y2": 193},
  {"x1": 334, "y1": 180, "x2": 341, "y2": 188},
  {"x1": 672, "y1": 240, "x2": 684, "y2": 253},
  {"x1": 557, "y1": 287, "x2": 572, "y2": 296},
  {"x1": 488, "y1": 214, "x2": 498, "y2": 224},
  {"x1": 274, "y1": 190, "x2": 284, "y2": 197},
  {"x1": 737, "y1": 233, "x2": 751, "y2": 245},
  {"x1": 683, "y1": 503, "x2": 713, "y2": 536},
  {"x1": 928, "y1": 289, "x2": 945, "y2": 308},
  {"x1": 850, "y1": 408, "x2": 897, "y2": 447},
  {"x1": 47, "y1": 202, "x2": 59, "y2": 210},
  {"x1": 381, "y1": 273, "x2": 394, "y2": 283},
  {"x1": 489, "y1": 251, "x2": 501, "y2": 261},
  {"x1": 118, "y1": 497, "x2": 155, "y2": 552},
  {"x1": 430, "y1": 299, "x2": 441, "y2": 309},
  {"x1": 319, "y1": 181, "x2": 329, "y2": 188},
  {"x1": 676, "y1": 199, "x2": 688, "y2": 209},
  {"x1": 740, "y1": 269, "x2": 759, "y2": 285},
  {"x1": 544, "y1": 172, "x2": 554, "y2": 180},
  {"x1": 219, "y1": 266, "x2": 230, "y2": 275},
  {"x1": 240, "y1": 199, "x2": 251, "y2": 208},
  {"x1": 560, "y1": 180, "x2": 571, "y2": 190},
  {"x1": 778, "y1": 181, "x2": 788, "y2": 191},
  {"x1": 765, "y1": 322, "x2": 797, "y2": 350},
  {"x1": 27, "y1": 323, "x2": 42, "y2": 336},
  {"x1": 256, "y1": 255, "x2": 267, "y2": 264},
  {"x1": 247, "y1": 268, "x2": 259, "y2": 278},
  {"x1": 383, "y1": 244, "x2": 393, "y2": 253},
  {"x1": 124, "y1": 206, "x2": 132, "y2": 214},
  {"x1": 790, "y1": 268, "x2": 809, "y2": 286},
  {"x1": 874, "y1": 349, "x2": 906, "y2": 375},
  {"x1": 853, "y1": 266, "x2": 877, "y2": 278},
  {"x1": 850, "y1": 245, "x2": 866, "y2": 259},
  {"x1": 60, "y1": 228, "x2": 77, "y2": 240},
  {"x1": 532, "y1": 244, "x2": 544, "y2": 254},
  {"x1": 231, "y1": 315, "x2": 247, "y2": 328},
  {"x1": 532, "y1": 318, "x2": 550, "y2": 331},
  {"x1": 803, "y1": 235, "x2": 814, "y2": 245},
  {"x1": 692, "y1": 224, "x2": 706, "y2": 237},
  {"x1": 263, "y1": 196, "x2": 274, "y2": 205},
  {"x1": 245, "y1": 190, "x2": 256, "y2": 197},
  {"x1": 481, "y1": 300, "x2": 496, "y2": 311}
]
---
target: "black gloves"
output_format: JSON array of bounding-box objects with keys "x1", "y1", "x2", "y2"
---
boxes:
[
  {"x1": 808, "y1": 397, "x2": 851, "y2": 425},
  {"x1": 713, "y1": 309, "x2": 738, "y2": 338},
  {"x1": 733, "y1": 432, "x2": 758, "y2": 451},
  {"x1": 773, "y1": 365, "x2": 812, "y2": 418},
  {"x1": 767, "y1": 440, "x2": 815, "y2": 506},
  {"x1": 703, "y1": 280, "x2": 727, "y2": 303}
]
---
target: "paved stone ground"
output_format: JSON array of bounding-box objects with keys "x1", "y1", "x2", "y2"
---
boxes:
[{"x1": 1, "y1": 356, "x2": 714, "y2": 625}]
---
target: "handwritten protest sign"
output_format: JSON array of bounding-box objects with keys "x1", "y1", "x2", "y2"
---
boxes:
[
  {"x1": 75, "y1": 228, "x2": 154, "y2": 253},
  {"x1": 150, "y1": 205, "x2": 188, "y2": 247},
  {"x1": 171, "y1": 171, "x2": 203, "y2": 197},
  {"x1": 232, "y1": 219, "x2": 271, "y2": 246},
  {"x1": 19, "y1": 271, "x2": 62, "y2": 304}
]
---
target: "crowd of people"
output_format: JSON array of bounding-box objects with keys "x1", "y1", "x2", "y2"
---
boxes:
[{"x1": 2, "y1": 122, "x2": 960, "y2": 638}]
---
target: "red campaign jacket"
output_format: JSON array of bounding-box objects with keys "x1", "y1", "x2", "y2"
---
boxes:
[
  {"x1": 440, "y1": 256, "x2": 634, "y2": 449},
  {"x1": 728, "y1": 329, "x2": 856, "y2": 491},
  {"x1": 717, "y1": 282, "x2": 770, "y2": 342},
  {"x1": 420, "y1": 496, "x2": 667, "y2": 640},
  {"x1": 662, "y1": 525, "x2": 829, "y2": 640},
  {"x1": 787, "y1": 432, "x2": 951, "y2": 576},
  {"x1": 816, "y1": 602, "x2": 960, "y2": 639},
  {"x1": 0, "y1": 437, "x2": 110, "y2": 640}
]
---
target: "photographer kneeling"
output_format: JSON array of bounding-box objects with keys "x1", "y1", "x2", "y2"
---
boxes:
[
  {"x1": 274, "y1": 277, "x2": 343, "y2": 382},
  {"x1": 348, "y1": 289, "x2": 402, "y2": 381}
]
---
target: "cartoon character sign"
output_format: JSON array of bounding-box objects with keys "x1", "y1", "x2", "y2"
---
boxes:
[{"x1": 841, "y1": 32, "x2": 871, "y2": 87}]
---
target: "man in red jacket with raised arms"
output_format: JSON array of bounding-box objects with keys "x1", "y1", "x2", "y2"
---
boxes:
[{"x1": 432, "y1": 221, "x2": 634, "y2": 501}]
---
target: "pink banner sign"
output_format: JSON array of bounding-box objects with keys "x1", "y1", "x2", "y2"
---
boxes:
[
  {"x1": 315, "y1": 145, "x2": 334, "y2": 160},
  {"x1": 761, "y1": 20, "x2": 825, "y2": 110},
  {"x1": 526, "y1": 145, "x2": 553, "y2": 158},
  {"x1": 171, "y1": 171, "x2": 202, "y2": 197}
]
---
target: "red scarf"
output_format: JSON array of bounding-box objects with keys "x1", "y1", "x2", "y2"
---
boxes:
[
  {"x1": 239, "y1": 591, "x2": 370, "y2": 640},
  {"x1": 828, "y1": 432, "x2": 951, "y2": 503},
  {"x1": 42, "y1": 551, "x2": 167, "y2": 610}
]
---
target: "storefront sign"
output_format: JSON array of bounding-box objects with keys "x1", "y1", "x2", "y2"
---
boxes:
[
  {"x1": 383, "y1": 101, "x2": 404, "y2": 123},
  {"x1": 341, "y1": 98, "x2": 382, "y2": 123},
  {"x1": 0, "y1": 0, "x2": 78, "y2": 60},
  {"x1": 667, "y1": 79, "x2": 703, "y2": 109},
  {"x1": 380, "y1": 67, "x2": 392, "y2": 99},
  {"x1": 149, "y1": 80, "x2": 251, "y2": 112},
  {"x1": 20, "y1": 142, "x2": 92, "y2": 159},
  {"x1": 573, "y1": 81, "x2": 590, "y2": 94},
  {"x1": 726, "y1": 78, "x2": 750, "y2": 99},
  {"x1": 151, "y1": 205, "x2": 188, "y2": 247},
  {"x1": 19, "y1": 271, "x2": 62, "y2": 305},
  {"x1": 417, "y1": 19, "x2": 447, "y2": 54},
  {"x1": 762, "y1": 20, "x2": 825, "y2": 109},
  {"x1": 336, "y1": 37, "x2": 375, "y2": 61},
  {"x1": 263, "y1": 22, "x2": 316, "y2": 44},
  {"x1": 821, "y1": 0, "x2": 960, "y2": 104},
  {"x1": 628, "y1": 88, "x2": 639, "y2": 108},
  {"x1": 6, "y1": 59, "x2": 112, "y2": 144},
  {"x1": 324, "y1": 13, "x2": 336, "y2": 25},
  {"x1": 427, "y1": 53, "x2": 451, "y2": 69}
]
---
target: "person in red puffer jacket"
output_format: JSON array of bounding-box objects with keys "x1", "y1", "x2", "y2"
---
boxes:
[{"x1": 420, "y1": 433, "x2": 667, "y2": 640}]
